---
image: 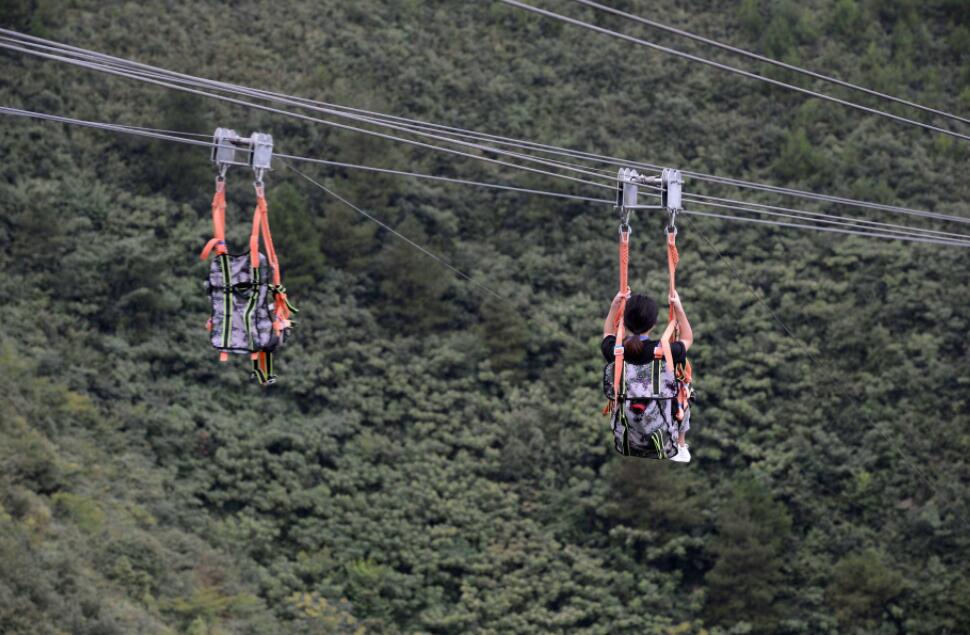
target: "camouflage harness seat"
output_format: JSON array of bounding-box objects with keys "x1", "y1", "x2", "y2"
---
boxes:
[
  {"x1": 604, "y1": 355, "x2": 690, "y2": 460},
  {"x1": 200, "y1": 175, "x2": 295, "y2": 384}
]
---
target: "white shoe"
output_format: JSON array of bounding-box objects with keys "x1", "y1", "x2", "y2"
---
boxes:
[{"x1": 670, "y1": 443, "x2": 691, "y2": 463}]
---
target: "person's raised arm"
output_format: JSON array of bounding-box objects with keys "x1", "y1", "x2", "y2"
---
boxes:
[
  {"x1": 603, "y1": 289, "x2": 629, "y2": 338},
  {"x1": 669, "y1": 290, "x2": 693, "y2": 350}
]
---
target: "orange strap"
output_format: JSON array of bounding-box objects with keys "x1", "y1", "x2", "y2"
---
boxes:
[
  {"x1": 667, "y1": 230, "x2": 680, "y2": 334},
  {"x1": 668, "y1": 230, "x2": 694, "y2": 384},
  {"x1": 666, "y1": 230, "x2": 693, "y2": 420},
  {"x1": 249, "y1": 185, "x2": 292, "y2": 334},
  {"x1": 612, "y1": 230, "x2": 631, "y2": 404},
  {"x1": 200, "y1": 180, "x2": 228, "y2": 260}
]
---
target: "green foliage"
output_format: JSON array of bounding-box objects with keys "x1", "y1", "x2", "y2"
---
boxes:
[
  {"x1": 480, "y1": 295, "x2": 529, "y2": 377},
  {"x1": 0, "y1": 0, "x2": 969, "y2": 633},
  {"x1": 704, "y1": 478, "x2": 792, "y2": 632},
  {"x1": 774, "y1": 127, "x2": 825, "y2": 182},
  {"x1": 831, "y1": 0, "x2": 864, "y2": 41},
  {"x1": 289, "y1": 592, "x2": 364, "y2": 635},
  {"x1": 375, "y1": 216, "x2": 453, "y2": 331},
  {"x1": 827, "y1": 549, "x2": 905, "y2": 628},
  {"x1": 51, "y1": 492, "x2": 105, "y2": 534},
  {"x1": 266, "y1": 182, "x2": 327, "y2": 289}
]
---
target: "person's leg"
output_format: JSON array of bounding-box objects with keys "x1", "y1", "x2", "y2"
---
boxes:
[{"x1": 670, "y1": 407, "x2": 691, "y2": 462}]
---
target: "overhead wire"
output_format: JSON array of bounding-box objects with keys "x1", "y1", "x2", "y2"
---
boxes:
[
  {"x1": 1, "y1": 28, "x2": 954, "y2": 499},
  {"x1": 682, "y1": 216, "x2": 945, "y2": 498},
  {"x1": 684, "y1": 193, "x2": 970, "y2": 243},
  {"x1": 274, "y1": 154, "x2": 613, "y2": 204},
  {"x1": 3, "y1": 28, "x2": 968, "y2": 230},
  {"x1": 6, "y1": 105, "x2": 969, "y2": 248},
  {"x1": 680, "y1": 208, "x2": 970, "y2": 248},
  {"x1": 0, "y1": 106, "x2": 214, "y2": 148},
  {"x1": 0, "y1": 31, "x2": 626, "y2": 183},
  {"x1": 575, "y1": 0, "x2": 970, "y2": 128},
  {"x1": 5, "y1": 32, "x2": 970, "y2": 245},
  {"x1": 0, "y1": 35, "x2": 616, "y2": 194},
  {"x1": 497, "y1": 0, "x2": 970, "y2": 142},
  {"x1": 0, "y1": 106, "x2": 613, "y2": 206},
  {"x1": 284, "y1": 162, "x2": 510, "y2": 303},
  {"x1": 684, "y1": 171, "x2": 970, "y2": 225},
  {"x1": 0, "y1": 28, "x2": 634, "y2": 178}
]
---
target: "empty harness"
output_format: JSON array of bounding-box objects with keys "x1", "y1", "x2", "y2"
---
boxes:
[{"x1": 200, "y1": 130, "x2": 296, "y2": 384}]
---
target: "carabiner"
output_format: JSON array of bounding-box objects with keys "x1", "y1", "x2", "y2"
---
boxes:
[{"x1": 666, "y1": 208, "x2": 678, "y2": 236}]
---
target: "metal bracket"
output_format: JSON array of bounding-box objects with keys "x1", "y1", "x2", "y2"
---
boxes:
[
  {"x1": 211, "y1": 128, "x2": 274, "y2": 181},
  {"x1": 661, "y1": 168, "x2": 683, "y2": 231},
  {"x1": 212, "y1": 127, "x2": 246, "y2": 172},
  {"x1": 249, "y1": 132, "x2": 274, "y2": 172},
  {"x1": 616, "y1": 167, "x2": 640, "y2": 211}
]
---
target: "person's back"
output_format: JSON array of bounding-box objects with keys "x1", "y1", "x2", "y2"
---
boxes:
[{"x1": 601, "y1": 290, "x2": 693, "y2": 462}]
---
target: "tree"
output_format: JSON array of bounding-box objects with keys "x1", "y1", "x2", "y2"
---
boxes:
[
  {"x1": 704, "y1": 478, "x2": 792, "y2": 632},
  {"x1": 375, "y1": 216, "x2": 452, "y2": 331},
  {"x1": 827, "y1": 549, "x2": 905, "y2": 629}
]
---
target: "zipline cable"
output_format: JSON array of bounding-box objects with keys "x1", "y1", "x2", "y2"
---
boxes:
[
  {"x1": 0, "y1": 106, "x2": 214, "y2": 147},
  {"x1": 0, "y1": 37, "x2": 615, "y2": 193},
  {"x1": 683, "y1": 215, "x2": 944, "y2": 497},
  {"x1": 7, "y1": 105, "x2": 969, "y2": 248},
  {"x1": 497, "y1": 0, "x2": 970, "y2": 143},
  {"x1": 0, "y1": 28, "x2": 634, "y2": 178},
  {"x1": 9, "y1": 104, "x2": 967, "y2": 250},
  {"x1": 0, "y1": 106, "x2": 613, "y2": 206},
  {"x1": 681, "y1": 208, "x2": 970, "y2": 248},
  {"x1": 575, "y1": 0, "x2": 970, "y2": 128},
  {"x1": 3, "y1": 29, "x2": 968, "y2": 228},
  {"x1": 684, "y1": 171, "x2": 970, "y2": 225},
  {"x1": 274, "y1": 153, "x2": 613, "y2": 204},
  {"x1": 0, "y1": 34, "x2": 623, "y2": 183},
  {"x1": 284, "y1": 162, "x2": 509, "y2": 302},
  {"x1": 682, "y1": 194, "x2": 970, "y2": 244}
]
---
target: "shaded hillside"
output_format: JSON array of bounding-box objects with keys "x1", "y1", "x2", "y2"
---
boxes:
[{"x1": 1, "y1": 1, "x2": 969, "y2": 633}]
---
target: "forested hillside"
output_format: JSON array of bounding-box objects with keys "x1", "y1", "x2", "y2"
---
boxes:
[{"x1": 1, "y1": 1, "x2": 969, "y2": 633}]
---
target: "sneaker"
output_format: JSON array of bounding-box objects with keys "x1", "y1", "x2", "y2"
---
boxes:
[{"x1": 670, "y1": 443, "x2": 691, "y2": 463}]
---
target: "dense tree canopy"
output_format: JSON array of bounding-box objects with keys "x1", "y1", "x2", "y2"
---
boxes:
[{"x1": 1, "y1": 1, "x2": 968, "y2": 633}]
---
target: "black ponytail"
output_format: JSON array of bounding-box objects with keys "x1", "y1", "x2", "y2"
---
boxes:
[
  {"x1": 623, "y1": 335, "x2": 646, "y2": 357},
  {"x1": 622, "y1": 295, "x2": 658, "y2": 356}
]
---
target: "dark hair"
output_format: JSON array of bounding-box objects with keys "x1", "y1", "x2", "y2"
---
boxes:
[{"x1": 623, "y1": 294, "x2": 658, "y2": 357}]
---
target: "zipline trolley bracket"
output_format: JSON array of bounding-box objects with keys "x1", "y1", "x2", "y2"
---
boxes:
[
  {"x1": 615, "y1": 167, "x2": 684, "y2": 233},
  {"x1": 212, "y1": 127, "x2": 274, "y2": 180},
  {"x1": 661, "y1": 168, "x2": 682, "y2": 234}
]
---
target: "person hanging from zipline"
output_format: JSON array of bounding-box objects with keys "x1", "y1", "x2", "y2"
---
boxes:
[
  {"x1": 602, "y1": 288, "x2": 694, "y2": 462},
  {"x1": 601, "y1": 170, "x2": 695, "y2": 462}
]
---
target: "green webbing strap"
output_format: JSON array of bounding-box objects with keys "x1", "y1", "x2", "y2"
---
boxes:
[
  {"x1": 250, "y1": 353, "x2": 276, "y2": 385},
  {"x1": 243, "y1": 265, "x2": 260, "y2": 352},
  {"x1": 652, "y1": 432, "x2": 663, "y2": 459},
  {"x1": 619, "y1": 411, "x2": 630, "y2": 456},
  {"x1": 218, "y1": 254, "x2": 232, "y2": 350},
  {"x1": 269, "y1": 284, "x2": 299, "y2": 314},
  {"x1": 618, "y1": 362, "x2": 630, "y2": 455},
  {"x1": 252, "y1": 357, "x2": 268, "y2": 384}
]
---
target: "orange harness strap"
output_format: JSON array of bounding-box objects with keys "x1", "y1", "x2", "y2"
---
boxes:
[
  {"x1": 201, "y1": 179, "x2": 230, "y2": 362},
  {"x1": 665, "y1": 230, "x2": 692, "y2": 420},
  {"x1": 667, "y1": 231, "x2": 679, "y2": 333},
  {"x1": 200, "y1": 179, "x2": 228, "y2": 260},
  {"x1": 612, "y1": 229, "x2": 631, "y2": 406},
  {"x1": 249, "y1": 184, "x2": 294, "y2": 336}
]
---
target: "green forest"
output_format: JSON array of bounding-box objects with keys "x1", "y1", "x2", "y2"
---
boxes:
[{"x1": 1, "y1": 0, "x2": 969, "y2": 633}]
